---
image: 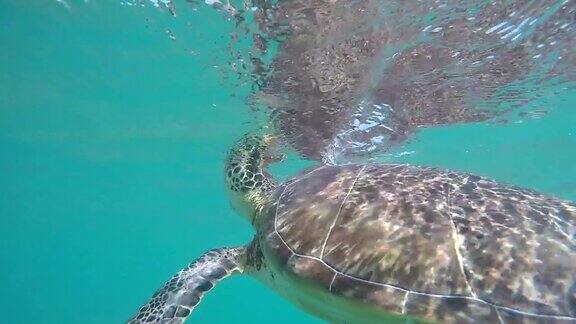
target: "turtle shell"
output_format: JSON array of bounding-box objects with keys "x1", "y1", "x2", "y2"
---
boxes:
[{"x1": 259, "y1": 164, "x2": 576, "y2": 323}]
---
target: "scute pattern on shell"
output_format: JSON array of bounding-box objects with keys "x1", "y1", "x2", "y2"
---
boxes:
[{"x1": 260, "y1": 164, "x2": 576, "y2": 323}]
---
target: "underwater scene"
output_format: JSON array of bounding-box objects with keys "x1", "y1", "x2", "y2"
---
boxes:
[{"x1": 1, "y1": 1, "x2": 575, "y2": 323}]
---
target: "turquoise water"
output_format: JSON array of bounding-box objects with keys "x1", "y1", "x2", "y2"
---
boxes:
[{"x1": 0, "y1": 1, "x2": 575, "y2": 323}]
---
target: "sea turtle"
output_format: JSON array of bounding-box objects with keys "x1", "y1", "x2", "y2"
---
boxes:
[{"x1": 128, "y1": 134, "x2": 576, "y2": 323}]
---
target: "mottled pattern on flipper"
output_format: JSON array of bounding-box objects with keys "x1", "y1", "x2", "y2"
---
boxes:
[{"x1": 127, "y1": 248, "x2": 244, "y2": 324}]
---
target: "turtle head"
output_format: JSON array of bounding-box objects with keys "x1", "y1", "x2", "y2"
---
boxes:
[{"x1": 224, "y1": 133, "x2": 281, "y2": 224}]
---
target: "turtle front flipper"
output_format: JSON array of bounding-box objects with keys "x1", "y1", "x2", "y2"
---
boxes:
[{"x1": 127, "y1": 247, "x2": 245, "y2": 323}]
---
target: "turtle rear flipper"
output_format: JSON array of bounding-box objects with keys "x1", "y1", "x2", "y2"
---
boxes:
[{"x1": 127, "y1": 247, "x2": 245, "y2": 323}]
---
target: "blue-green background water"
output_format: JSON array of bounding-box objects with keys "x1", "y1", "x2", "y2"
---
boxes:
[{"x1": 0, "y1": 1, "x2": 575, "y2": 323}]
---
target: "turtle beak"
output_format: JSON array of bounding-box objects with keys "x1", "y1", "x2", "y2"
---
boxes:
[
  {"x1": 262, "y1": 134, "x2": 277, "y2": 146},
  {"x1": 262, "y1": 135, "x2": 285, "y2": 165}
]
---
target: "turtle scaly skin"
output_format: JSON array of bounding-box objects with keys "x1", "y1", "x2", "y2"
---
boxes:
[{"x1": 128, "y1": 135, "x2": 576, "y2": 323}]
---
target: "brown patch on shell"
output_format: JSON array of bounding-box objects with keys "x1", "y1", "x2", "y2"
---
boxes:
[
  {"x1": 330, "y1": 274, "x2": 407, "y2": 315},
  {"x1": 257, "y1": 164, "x2": 576, "y2": 322},
  {"x1": 275, "y1": 165, "x2": 361, "y2": 258}
]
